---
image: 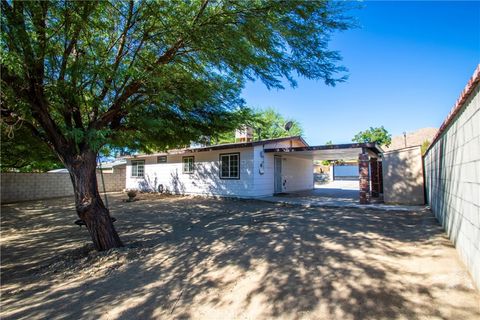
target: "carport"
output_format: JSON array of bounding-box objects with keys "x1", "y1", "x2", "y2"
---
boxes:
[{"x1": 264, "y1": 143, "x2": 384, "y2": 204}]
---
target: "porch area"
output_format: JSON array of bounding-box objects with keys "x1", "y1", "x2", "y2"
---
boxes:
[{"x1": 260, "y1": 180, "x2": 423, "y2": 211}]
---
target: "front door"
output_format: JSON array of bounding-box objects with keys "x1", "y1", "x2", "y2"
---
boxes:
[{"x1": 274, "y1": 156, "x2": 282, "y2": 193}]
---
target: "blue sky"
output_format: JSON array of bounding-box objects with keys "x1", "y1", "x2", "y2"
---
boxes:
[{"x1": 241, "y1": 1, "x2": 480, "y2": 145}]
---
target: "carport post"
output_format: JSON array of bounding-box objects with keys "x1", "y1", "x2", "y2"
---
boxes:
[
  {"x1": 358, "y1": 152, "x2": 370, "y2": 204},
  {"x1": 370, "y1": 158, "x2": 380, "y2": 198},
  {"x1": 378, "y1": 161, "x2": 383, "y2": 194}
]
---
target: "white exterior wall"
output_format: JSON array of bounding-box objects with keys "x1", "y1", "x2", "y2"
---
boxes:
[
  {"x1": 424, "y1": 82, "x2": 480, "y2": 289},
  {"x1": 125, "y1": 138, "x2": 314, "y2": 198},
  {"x1": 126, "y1": 147, "x2": 254, "y2": 197},
  {"x1": 252, "y1": 140, "x2": 313, "y2": 197},
  {"x1": 282, "y1": 156, "x2": 314, "y2": 192}
]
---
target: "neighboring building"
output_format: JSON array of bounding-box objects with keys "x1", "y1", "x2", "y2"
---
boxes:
[
  {"x1": 96, "y1": 159, "x2": 127, "y2": 174},
  {"x1": 424, "y1": 65, "x2": 480, "y2": 289},
  {"x1": 332, "y1": 161, "x2": 359, "y2": 181},
  {"x1": 125, "y1": 136, "x2": 312, "y2": 198},
  {"x1": 47, "y1": 159, "x2": 127, "y2": 174}
]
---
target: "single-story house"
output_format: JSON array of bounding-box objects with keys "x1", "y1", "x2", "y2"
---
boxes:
[
  {"x1": 47, "y1": 159, "x2": 126, "y2": 174},
  {"x1": 125, "y1": 136, "x2": 312, "y2": 198},
  {"x1": 125, "y1": 136, "x2": 384, "y2": 202}
]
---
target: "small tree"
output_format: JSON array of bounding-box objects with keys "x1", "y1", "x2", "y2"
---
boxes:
[
  {"x1": 421, "y1": 140, "x2": 431, "y2": 155},
  {"x1": 352, "y1": 126, "x2": 392, "y2": 147},
  {"x1": 1, "y1": 0, "x2": 352, "y2": 250},
  {"x1": 321, "y1": 140, "x2": 333, "y2": 166}
]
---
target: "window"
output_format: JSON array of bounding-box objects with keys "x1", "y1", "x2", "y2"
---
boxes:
[
  {"x1": 183, "y1": 156, "x2": 194, "y2": 174},
  {"x1": 157, "y1": 156, "x2": 167, "y2": 163},
  {"x1": 131, "y1": 160, "x2": 145, "y2": 177},
  {"x1": 220, "y1": 153, "x2": 240, "y2": 179}
]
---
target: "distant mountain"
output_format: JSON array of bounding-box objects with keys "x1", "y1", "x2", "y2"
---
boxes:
[{"x1": 383, "y1": 127, "x2": 438, "y2": 152}]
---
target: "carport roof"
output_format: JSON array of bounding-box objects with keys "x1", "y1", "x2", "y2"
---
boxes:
[{"x1": 264, "y1": 143, "x2": 383, "y2": 161}]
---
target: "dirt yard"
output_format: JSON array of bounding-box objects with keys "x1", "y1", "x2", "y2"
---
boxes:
[{"x1": 1, "y1": 193, "x2": 479, "y2": 319}]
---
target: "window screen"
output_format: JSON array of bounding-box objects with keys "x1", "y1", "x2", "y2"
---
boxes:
[
  {"x1": 220, "y1": 153, "x2": 239, "y2": 179},
  {"x1": 131, "y1": 160, "x2": 145, "y2": 177},
  {"x1": 183, "y1": 156, "x2": 194, "y2": 174}
]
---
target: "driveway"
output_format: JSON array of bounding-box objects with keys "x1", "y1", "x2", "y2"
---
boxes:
[{"x1": 1, "y1": 194, "x2": 479, "y2": 319}]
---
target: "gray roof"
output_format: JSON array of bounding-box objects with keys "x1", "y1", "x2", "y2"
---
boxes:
[{"x1": 125, "y1": 136, "x2": 308, "y2": 158}]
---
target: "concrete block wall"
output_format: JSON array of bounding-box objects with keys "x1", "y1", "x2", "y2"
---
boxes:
[
  {"x1": 1, "y1": 168, "x2": 126, "y2": 203},
  {"x1": 424, "y1": 81, "x2": 480, "y2": 289}
]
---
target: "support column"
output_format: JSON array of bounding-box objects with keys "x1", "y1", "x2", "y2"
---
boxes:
[
  {"x1": 358, "y1": 153, "x2": 370, "y2": 204},
  {"x1": 370, "y1": 158, "x2": 380, "y2": 198},
  {"x1": 378, "y1": 161, "x2": 384, "y2": 194}
]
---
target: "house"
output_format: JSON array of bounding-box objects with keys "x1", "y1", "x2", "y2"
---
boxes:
[
  {"x1": 125, "y1": 136, "x2": 384, "y2": 200},
  {"x1": 125, "y1": 136, "x2": 312, "y2": 198},
  {"x1": 96, "y1": 158, "x2": 127, "y2": 174},
  {"x1": 47, "y1": 158, "x2": 126, "y2": 174}
]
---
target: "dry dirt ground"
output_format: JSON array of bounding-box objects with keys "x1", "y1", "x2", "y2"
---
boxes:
[{"x1": 1, "y1": 193, "x2": 479, "y2": 320}]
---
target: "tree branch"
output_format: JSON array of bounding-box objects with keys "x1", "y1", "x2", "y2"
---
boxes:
[
  {"x1": 97, "y1": 0, "x2": 135, "y2": 103},
  {"x1": 93, "y1": 0, "x2": 211, "y2": 130},
  {"x1": 0, "y1": 107, "x2": 49, "y2": 145},
  {"x1": 58, "y1": 2, "x2": 93, "y2": 82}
]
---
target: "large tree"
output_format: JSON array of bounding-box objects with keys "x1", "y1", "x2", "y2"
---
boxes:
[{"x1": 1, "y1": 0, "x2": 352, "y2": 250}]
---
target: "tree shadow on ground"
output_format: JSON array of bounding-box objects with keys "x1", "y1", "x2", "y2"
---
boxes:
[{"x1": 1, "y1": 194, "x2": 479, "y2": 319}]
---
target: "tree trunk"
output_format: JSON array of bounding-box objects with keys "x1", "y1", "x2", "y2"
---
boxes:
[{"x1": 66, "y1": 151, "x2": 123, "y2": 251}]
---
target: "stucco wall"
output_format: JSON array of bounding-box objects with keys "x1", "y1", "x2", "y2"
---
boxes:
[
  {"x1": 126, "y1": 147, "x2": 255, "y2": 197},
  {"x1": 1, "y1": 167, "x2": 126, "y2": 203},
  {"x1": 382, "y1": 146, "x2": 425, "y2": 205},
  {"x1": 424, "y1": 82, "x2": 480, "y2": 289}
]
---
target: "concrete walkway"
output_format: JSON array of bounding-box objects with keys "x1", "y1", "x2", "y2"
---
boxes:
[{"x1": 261, "y1": 180, "x2": 425, "y2": 212}]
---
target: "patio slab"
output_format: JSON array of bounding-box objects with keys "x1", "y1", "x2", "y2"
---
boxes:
[{"x1": 261, "y1": 180, "x2": 426, "y2": 212}]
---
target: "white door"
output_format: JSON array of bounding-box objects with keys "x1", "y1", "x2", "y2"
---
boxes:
[{"x1": 274, "y1": 156, "x2": 282, "y2": 193}]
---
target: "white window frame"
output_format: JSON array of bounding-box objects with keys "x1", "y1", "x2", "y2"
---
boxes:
[
  {"x1": 131, "y1": 160, "x2": 145, "y2": 177},
  {"x1": 182, "y1": 156, "x2": 194, "y2": 174},
  {"x1": 220, "y1": 153, "x2": 240, "y2": 179}
]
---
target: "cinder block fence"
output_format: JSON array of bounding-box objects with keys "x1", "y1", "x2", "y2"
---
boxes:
[
  {"x1": 1, "y1": 167, "x2": 125, "y2": 204},
  {"x1": 424, "y1": 66, "x2": 480, "y2": 289}
]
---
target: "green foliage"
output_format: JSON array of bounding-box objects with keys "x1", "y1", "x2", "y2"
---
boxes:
[
  {"x1": 1, "y1": 0, "x2": 353, "y2": 166},
  {"x1": 218, "y1": 107, "x2": 303, "y2": 143},
  {"x1": 421, "y1": 140, "x2": 431, "y2": 155},
  {"x1": 321, "y1": 141, "x2": 333, "y2": 165},
  {"x1": 254, "y1": 108, "x2": 303, "y2": 140},
  {"x1": 352, "y1": 126, "x2": 392, "y2": 147},
  {"x1": 1, "y1": 124, "x2": 63, "y2": 172}
]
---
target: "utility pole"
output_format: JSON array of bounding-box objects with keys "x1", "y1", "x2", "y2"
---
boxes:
[{"x1": 403, "y1": 131, "x2": 407, "y2": 148}]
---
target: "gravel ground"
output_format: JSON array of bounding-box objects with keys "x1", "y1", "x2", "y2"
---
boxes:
[{"x1": 1, "y1": 193, "x2": 479, "y2": 320}]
